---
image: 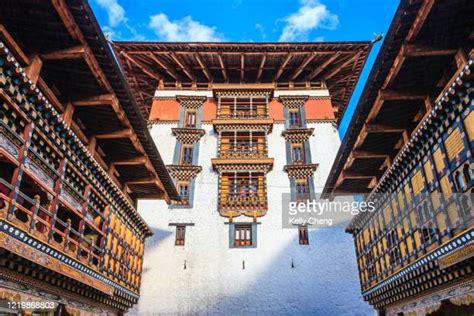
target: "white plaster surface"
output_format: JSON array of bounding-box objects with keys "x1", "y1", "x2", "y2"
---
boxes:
[{"x1": 131, "y1": 122, "x2": 373, "y2": 315}]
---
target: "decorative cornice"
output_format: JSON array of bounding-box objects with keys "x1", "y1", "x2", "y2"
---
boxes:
[
  {"x1": 361, "y1": 229, "x2": 474, "y2": 299},
  {"x1": 212, "y1": 119, "x2": 273, "y2": 133},
  {"x1": 171, "y1": 128, "x2": 205, "y2": 143},
  {"x1": 211, "y1": 159, "x2": 274, "y2": 174},
  {"x1": 281, "y1": 128, "x2": 314, "y2": 142},
  {"x1": 213, "y1": 89, "x2": 273, "y2": 98},
  {"x1": 283, "y1": 164, "x2": 318, "y2": 179},
  {"x1": 176, "y1": 95, "x2": 207, "y2": 108},
  {"x1": 279, "y1": 95, "x2": 308, "y2": 108},
  {"x1": 166, "y1": 165, "x2": 202, "y2": 181}
]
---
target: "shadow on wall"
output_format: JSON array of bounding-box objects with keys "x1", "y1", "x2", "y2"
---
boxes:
[
  {"x1": 191, "y1": 228, "x2": 372, "y2": 316},
  {"x1": 139, "y1": 228, "x2": 173, "y2": 275},
  {"x1": 135, "y1": 225, "x2": 373, "y2": 315}
]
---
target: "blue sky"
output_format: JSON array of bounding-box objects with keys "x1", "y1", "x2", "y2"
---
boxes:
[{"x1": 90, "y1": 0, "x2": 399, "y2": 137}]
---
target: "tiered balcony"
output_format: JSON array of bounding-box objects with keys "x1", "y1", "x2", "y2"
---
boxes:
[
  {"x1": 218, "y1": 172, "x2": 267, "y2": 217},
  {"x1": 219, "y1": 131, "x2": 267, "y2": 159}
]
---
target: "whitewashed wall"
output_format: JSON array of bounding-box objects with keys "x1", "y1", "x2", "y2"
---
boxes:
[{"x1": 131, "y1": 121, "x2": 373, "y2": 315}]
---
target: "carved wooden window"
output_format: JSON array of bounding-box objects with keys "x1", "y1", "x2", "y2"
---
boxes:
[
  {"x1": 184, "y1": 110, "x2": 196, "y2": 128},
  {"x1": 178, "y1": 183, "x2": 189, "y2": 204},
  {"x1": 180, "y1": 145, "x2": 193, "y2": 165},
  {"x1": 295, "y1": 180, "x2": 310, "y2": 202},
  {"x1": 291, "y1": 143, "x2": 305, "y2": 164},
  {"x1": 289, "y1": 109, "x2": 301, "y2": 128},
  {"x1": 175, "y1": 225, "x2": 186, "y2": 246},
  {"x1": 234, "y1": 224, "x2": 252, "y2": 246},
  {"x1": 298, "y1": 225, "x2": 309, "y2": 245}
]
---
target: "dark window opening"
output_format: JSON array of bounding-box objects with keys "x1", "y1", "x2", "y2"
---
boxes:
[
  {"x1": 298, "y1": 225, "x2": 309, "y2": 245},
  {"x1": 234, "y1": 224, "x2": 252, "y2": 247},
  {"x1": 175, "y1": 225, "x2": 186, "y2": 246}
]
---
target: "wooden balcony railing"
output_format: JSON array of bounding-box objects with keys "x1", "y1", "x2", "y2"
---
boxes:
[
  {"x1": 218, "y1": 111, "x2": 268, "y2": 119},
  {"x1": 220, "y1": 143, "x2": 267, "y2": 158},
  {"x1": 220, "y1": 192, "x2": 267, "y2": 210}
]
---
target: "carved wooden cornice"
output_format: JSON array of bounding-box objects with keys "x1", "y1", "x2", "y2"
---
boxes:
[
  {"x1": 279, "y1": 95, "x2": 308, "y2": 108},
  {"x1": 171, "y1": 128, "x2": 205, "y2": 143},
  {"x1": 281, "y1": 128, "x2": 314, "y2": 142},
  {"x1": 176, "y1": 95, "x2": 207, "y2": 108},
  {"x1": 283, "y1": 164, "x2": 318, "y2": 179},
  {"x1": 166, "y1": 165, "x2": 202, "y2": 181},
  {"x1": 211, "y1": 158, "x2": 274, "y2": 174},
  {"x1": 212, "y1": 119, "x2": 274, "y2": 133},
  {"x1": 213, "y1": 89, "x2": 273, "y2": 98}
]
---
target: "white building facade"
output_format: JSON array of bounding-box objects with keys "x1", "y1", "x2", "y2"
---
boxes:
[{"x1": 133, "y1": 86, "x2": 373, "y2": 315}]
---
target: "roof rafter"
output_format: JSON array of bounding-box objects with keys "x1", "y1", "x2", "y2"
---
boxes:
[
  {"x1": 194, "y1": 53, "x2": 212, "y2": 82},
  {"x1": 274, "y1": 53, "x2": 292, "y2": 81},
  {"x1": 147, "y1": 53, "x2": 179, "y2": 81},
  {"x1": 169, "y1": 52, "x2": 194, "y2": 81},
  {"x1": 290, "y1": 52, "x2": 316, "y2": 81},
  {"x1": 306, "y1": 52, "x2": 341, "y2": 81},
  {"x1": 256, "y1": 54, "x2": 267, "y2": 82},
  {"x1": 217, "y1": 54, "x2": 228, "y2": 82}
]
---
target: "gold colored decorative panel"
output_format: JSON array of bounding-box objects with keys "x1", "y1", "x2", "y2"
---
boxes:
[
  {"x1": 464, "y1": 110, "x2": 474, "y2": 141},
  {"x1": 411, "y1": 170, "x2": 424, "y2": 196},
  {"x1": 433, "y1": 148, "x2": 445, "y2": 173},
  {"x1": 444, "y1": 128, "x2": 464, "y2": 161}
]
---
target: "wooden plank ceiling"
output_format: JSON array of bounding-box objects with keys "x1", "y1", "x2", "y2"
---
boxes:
[{"x1": 113, "y1": 42, "x2": 372, "y2": 124}]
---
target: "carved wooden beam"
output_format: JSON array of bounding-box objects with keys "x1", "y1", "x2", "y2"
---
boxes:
[
  {"x1": 72, "y1": 94, "x2": 115, "y2": 106},
  {"x1": 169, "y1": 52, "x2": 194, "y2": 81},
  {"x1": 51, "y1": 0, "x2": 112, "y2": 92},
  {"x1": 406, "y1": 0, "x2": 435, "y2": 42},
  {"x1": 365, "y1": 123, "x2": 406, "y2": 133},
  {"x1": 306, "y1": 52, "x2": 340, "y2": 81},
  {"x1": 323, "y1": 51, "x2": 361, "y2": 82},
  {"x1": 120, "y1": 51, "x2": 162, "y2": 81},
  {"x1": 274, "y1": 53, "x2": 292, "y2": 81},
  {"x1": 24, "y1": 55, "x2": 43, "y2": 85},
  {"x1": 290, "y1": 53, "x2": 316, "y2": 81},
  {"x1": 111, "y1": 156, "x2": 147, "y2": 166},
  {"x1": 194, "y1": 53, "x2": 212, "y2": 82},
  {"x1": 240, "y1": 54, "x2": 245, "y2": 82},
  {"x1": 256, "y1": 54, "x2": 267, "y2": 82},
  {"x1": 148, "y1": 52, "x2": 179, "y2": 80},
  {"x1": 352, "y1": 150, "x2": 390, "y2": 159},
  {"x1": 41, "y1": 45, "x2": 85, "y2": 60},
  {"x1": 94, "y1": 129, "x2": 133, "y2": 139},
  {"x1": 403, "y1": 44, "x2": 457, "y2": 57},
  {"x1": 217, "y1": 54, "x2": 228, "y2": 82}
]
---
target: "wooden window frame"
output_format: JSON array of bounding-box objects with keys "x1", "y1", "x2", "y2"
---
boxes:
[
  {"x1": 298, "y1": 225, "x2": 309, "y2": 245},
  {"x1": 234, "y1": 224, "x2": 252, "y2": 247},
  {"x1": 291, "y1": 143, "x2": 305, "y2": 164},
  {"x1": 180, "y1": 145, "x2": 193, "y2": 165},
  {"x1": 184, "y1": 110, "x2": 197, "y2": 128},
  {"x1": 288, "y1": 109, "x2": 301, "y2": 128},
  {"x1": 175, "y1": 225, "x2": 186, "y2": 246}
]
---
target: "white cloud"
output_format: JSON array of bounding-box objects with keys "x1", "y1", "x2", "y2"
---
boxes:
[
  {"x1": 149, "y1": 14, "x2": 224, "y2": 42},
  {"x1": 279, "y1": 0, "x2": 338, "y2": 42},
  {"x1": 96, "y1": 0, "x2": 126, "y2": 27},
  {"x1": 255, "y1": 23, "x2": 266, "y2": 41}
]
